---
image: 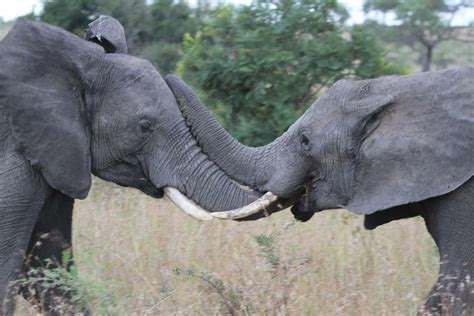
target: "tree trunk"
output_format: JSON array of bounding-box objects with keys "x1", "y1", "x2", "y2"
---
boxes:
[{"x1": 422, "y1": 45, "x2": 433, "y2": 72}]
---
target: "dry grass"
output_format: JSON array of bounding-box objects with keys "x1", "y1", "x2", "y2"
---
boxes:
[{"x1": 15, "y1": 179, "x2": 438, "y2": 315}]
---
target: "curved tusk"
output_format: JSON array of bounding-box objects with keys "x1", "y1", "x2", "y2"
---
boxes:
[
  {"x1": 164, "y1": 187, "x2": 213, "y2": 221},
  {"x1": 164, "y1": 187, "x2": 283, "y2": 221},
  {"x1": 210, "y1": 191, "x2": 279, "y2": 219}
]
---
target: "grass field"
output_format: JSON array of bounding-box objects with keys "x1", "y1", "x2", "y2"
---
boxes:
[{"x1": 15, "y1": 179, "x2": 438, "y2": 315}]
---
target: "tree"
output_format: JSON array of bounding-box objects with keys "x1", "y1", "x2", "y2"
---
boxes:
[
  {"x1": 364, "y1": 0, "x2": 474, "y2": 71},
  {"x1": 40, "y1": 0, "x2": 99, "y2": 35},
  {"x1": 38, "y1": 0, "x2": 149, "y2": 53},
  {"x1": 140, "y1": 0, "x2": 201, "y2": 73},
  {"x1": 36, "y1": 0, "x2": 200, "y2": 73},
  {"x1": 148, "y1": 0, "x2": 199, "y2": 44},
  {"x1": 179, "y1": 1, "x2": 400, "y2": 146}
]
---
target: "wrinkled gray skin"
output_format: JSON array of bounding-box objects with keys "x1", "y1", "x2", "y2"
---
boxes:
[
  {"x1": 0, "y1": 18, "x2": 257, "y2": 314},
  {"x1": 166, "y1": 68, "x2": 474, "y2": 313}
]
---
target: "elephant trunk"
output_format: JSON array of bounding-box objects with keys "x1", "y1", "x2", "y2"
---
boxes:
[
  {"x1": 149, "y1": 121, "x2": 286, "y2": 220},
  {"x1": 165, "y1": 75, "x2": 287, "y2": 190},
  {"x1": 171, "y1": 130, "x2": 257, "y2": 212}
]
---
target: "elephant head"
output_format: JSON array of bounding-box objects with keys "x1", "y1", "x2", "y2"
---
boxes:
[
  {"x1": 0, "y1": 17, "x2": 286, "y2": 219},
  {"x1": 165, "y1": 68, "x2": 473, "y2": 220}
]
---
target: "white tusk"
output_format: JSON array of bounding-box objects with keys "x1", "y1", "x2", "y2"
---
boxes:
[
  {"x1": 210, "y1": 192, "x2": 279, "y2": 219},
  {"x1": 164, "y1": 187, "x2": 213, "y2": 221},
  {"x1": 164, "y1": 187, "x2": 282, "y2": 221}
]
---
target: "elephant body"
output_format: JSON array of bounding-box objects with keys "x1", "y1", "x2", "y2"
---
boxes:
[
  {"x1": 0, "y1": 18, "x2": 257, "y2": 314},
  {"x1": 166, "y1": 68, "x2": 474, "y2": 313}
]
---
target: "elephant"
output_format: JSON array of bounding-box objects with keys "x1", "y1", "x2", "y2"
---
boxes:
[
  {"x1": 165, "y1": 68, "x2": 474, "y2": 314},
  {"x1": 0, "y1": 17, "x2": 280, "y2": 314}
]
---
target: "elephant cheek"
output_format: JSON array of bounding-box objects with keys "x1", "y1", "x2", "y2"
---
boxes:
[{"x1": 308, "y1": 179, "x2": 350, "y2": 212}]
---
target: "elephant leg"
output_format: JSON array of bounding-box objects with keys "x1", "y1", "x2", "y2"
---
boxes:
[
  {"x1": 421, "y1": 179, "x2": 474, "y2": 315},
  {"x1": 0, "y1": 204, "x2": 44, "y2": 316},
  {"x1": 19, "y1": 190, "x2": 82, "y2": 315},
  {"x1": 0, "y1": 173, "x2": 48, "y2": 315}
]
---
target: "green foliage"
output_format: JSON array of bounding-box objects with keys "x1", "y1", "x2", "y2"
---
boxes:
[
  {"x1": 148, "y1": 0, "x2": 199, "y2": 43},
  {"x1": 36, "y1": 0, "x2": 201, "y2": 72},
  {"x1": 179, "y1": 1, "x2": 399, "y2": 145},
  {"x1": 40, "y1": 0, "x2": 99, "y2": 35},
  {"x1": 139, "y1": 42, "x2": 183, "y2": 74},
  {"x1": 38, "y1": 0, "x2": 149, "y2": 50},
  {"x1": 19, "y1": 251, "x2": 128, "y2": 315},
  {"x1": 138, "y1": 0, "x2": 201, "y2": 73}
]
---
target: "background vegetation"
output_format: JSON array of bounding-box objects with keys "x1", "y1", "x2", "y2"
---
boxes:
[
  {"x1": 12, "y1": 0, "x2": 473, "y2": 144},
  {"x1": 0, "y1": 0, "x2": 472, "y2": 314}
]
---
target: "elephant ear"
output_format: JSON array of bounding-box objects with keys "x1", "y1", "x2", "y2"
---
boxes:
[
  {"x1": 85, "y1": 15, "x2": 128, "y2": 54},
  {"x1": 0, "y1": 18, "x2": 104, "y2": 199},
  {"x1": 343, "y1": 72, "x2": 474, "y2": 215}
]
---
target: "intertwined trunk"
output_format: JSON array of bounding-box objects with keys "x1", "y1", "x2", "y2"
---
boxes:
[
  {"x1": 151, "y1": 122, "x2": 258, "y2": 212},
  {"x1": 165, "y1": 75, "x2": 288, "y2": 190}
]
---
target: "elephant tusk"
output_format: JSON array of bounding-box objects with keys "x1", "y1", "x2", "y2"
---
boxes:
[
  {"x1": 164, "y1": 187, "x2": 213, "y2": 221},
  {"x1": 209, "y1": 191, "x2": 279, "y2": 219},
  {"x1": 164, "y1": 187, "x2": 282, "y2": 221}
]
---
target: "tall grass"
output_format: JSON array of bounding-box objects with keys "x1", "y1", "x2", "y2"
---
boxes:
[{"x1": 16, "y1": 179, "x2": 438, "y2": 315}]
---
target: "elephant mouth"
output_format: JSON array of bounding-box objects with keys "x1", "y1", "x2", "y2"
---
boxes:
[
  {"x1": 141, "y1": 183, "x2": 164, "y2": 198},
  {"x1": 290, "y1": 194, "x2": 316, "y2": 222},
  {"x1": 290, "y1": 174, "x2": 351, "y2": 222},
  {"x1": 290, "y1": 177, "x2": 321, "y2": 222}
]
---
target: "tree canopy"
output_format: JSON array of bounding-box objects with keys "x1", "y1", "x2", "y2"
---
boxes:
[
  {"x1": 364, "y1": 0, "x2": 474, "y2": 71},
  {"x1": 179, "y1": 0, "x2": 400, "y2": 145},
  {"x1": 37, "y1": 0, "x2": 200, "y2": 73}
]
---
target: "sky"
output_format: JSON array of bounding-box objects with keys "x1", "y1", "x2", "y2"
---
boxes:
[{"x1": 0, "y1": 0, "x2": 472, "y2": 25}]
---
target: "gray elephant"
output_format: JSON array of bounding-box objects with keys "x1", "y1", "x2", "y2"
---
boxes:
[
  {"x1": 0, "y1": 17, "x2": 271, "y2": 314},
  {"x1": 165, "y1": 68, "x2": 474, "y2": 313}
]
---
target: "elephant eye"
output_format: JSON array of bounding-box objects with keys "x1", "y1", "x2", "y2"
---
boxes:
[
  {"x1": 300, "y1": 132, "x2": 311, "y2": 151},
  {"x1": 137, "y1": 119, "x2": 153, "y2": 136}
]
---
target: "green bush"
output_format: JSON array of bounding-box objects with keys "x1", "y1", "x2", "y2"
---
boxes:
[
  {"x1": 179, "y1": 1, "x2": 402, "y2": 145},
  {"x1": 19, "y1": 250, "x2": 128, "y2": 315}
]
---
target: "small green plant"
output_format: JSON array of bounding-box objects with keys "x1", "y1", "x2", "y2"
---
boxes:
[
  {"x1": 255, "y1": 233, "x2": 280, "y2": 275},
  {"x1": 254, "y1": 227, "x2": 312, "y2": 314},
  {"x1": 18, "y1": 250, "x2": 128, "y2": 315},
  {"x1": 173, "y1": 266, "x2": 246, "y2": 315},
  {"x1": 174, "y1": 223, "x2": 312, "y2": 314}
]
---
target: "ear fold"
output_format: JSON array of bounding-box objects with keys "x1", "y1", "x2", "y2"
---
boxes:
[
  {"x1": 344, "y1": 92, "x2": 394, "y2": 141},
  {"x1": 85, "y1": 15, "x2": 128, "y2": 54},
  {"x1": 0, "y1": 19, "x2": 104, "y2": 199},
  {"x1": 343, "y1": 75, "x2": 474, "y2": 215}
]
